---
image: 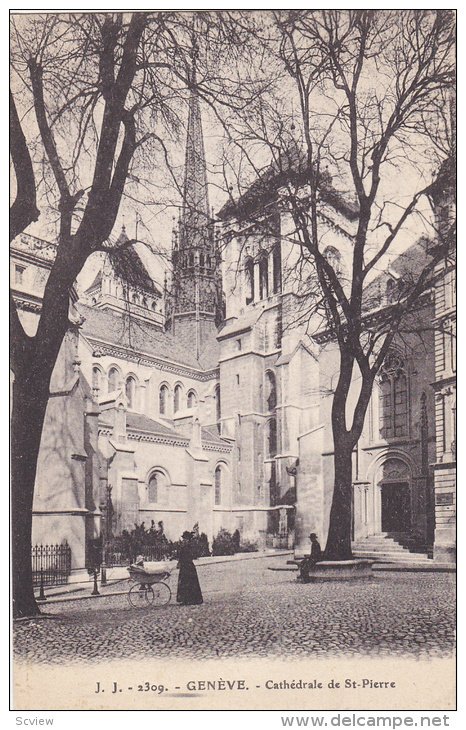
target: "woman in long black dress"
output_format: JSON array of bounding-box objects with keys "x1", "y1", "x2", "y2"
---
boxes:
[{"x1": 176, "y1": 531, "x2": 203, "y2": 605}]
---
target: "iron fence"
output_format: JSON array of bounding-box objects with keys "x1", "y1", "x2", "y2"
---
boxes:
[
  {"x1": 86, "y1": 539, "x2": 171, "y2": 568},
  {"x1": 31, "y1": 543, "x2": 72, "y2": 587}
]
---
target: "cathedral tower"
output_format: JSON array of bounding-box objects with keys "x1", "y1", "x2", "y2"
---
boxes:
[{"x1": 166, "y1": 57, "x2": 223, "y2": 355}]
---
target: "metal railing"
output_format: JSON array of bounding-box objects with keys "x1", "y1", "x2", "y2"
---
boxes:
[{"x1": 31, "y1": 543, "x2": 72, "y2": 587}]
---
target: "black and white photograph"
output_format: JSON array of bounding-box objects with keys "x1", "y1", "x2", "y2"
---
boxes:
[{"x1": 9, "y1": 7, "x2": 456, "y2": 712}]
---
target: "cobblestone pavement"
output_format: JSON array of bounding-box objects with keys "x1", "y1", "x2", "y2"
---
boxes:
[{"x1": 14, "y1": 558, "x2": 455, "y2": 665}]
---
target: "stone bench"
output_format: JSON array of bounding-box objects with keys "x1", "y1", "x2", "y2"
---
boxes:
[{"x1": 290, "y1": 558, "x2": 374, "y2": 581}]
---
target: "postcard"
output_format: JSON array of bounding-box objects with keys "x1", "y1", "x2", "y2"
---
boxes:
[{"x1": 10, "y1": 8, "x2": 456, "y2": 713}]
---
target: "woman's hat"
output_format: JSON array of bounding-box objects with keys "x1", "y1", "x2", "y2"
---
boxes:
[
  {"x1": 135, "y1": 555, "x2": 144, "y2": 564},
  {"x1": 309, "y1": 533, "x2": 318, "y2": 539},
  {"x1": 182, "y1": 530, "x2": 193, "y2": 540}
]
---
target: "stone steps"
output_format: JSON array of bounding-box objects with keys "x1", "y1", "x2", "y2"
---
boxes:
[
  {"x1": 352, "y1": 532, "x2": 433, "y2": 563},
  {"x1": 353, "y1": 550, "x2": 432, "y2": 563}
]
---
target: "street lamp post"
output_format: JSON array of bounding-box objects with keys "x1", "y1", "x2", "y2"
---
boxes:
[{"x1": 100, "y1": 484, "x2": 113, "y2": 587}]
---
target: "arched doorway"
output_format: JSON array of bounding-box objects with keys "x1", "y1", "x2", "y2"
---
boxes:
[
  {"x1": 377, "y1": 457, "x2": 412, "y2": 534},
  {"x1": 381, "y1": 482, "x2": 411, "y2": 532}
]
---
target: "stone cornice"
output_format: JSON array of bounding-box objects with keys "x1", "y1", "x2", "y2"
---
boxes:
[
  {"x1": 84, "y1": 336, "x2": 219, "y2": 381},
  {"x1": 12, "y1": 292, "x2": 43, "y2": 313},
  {"x1": 201, "y1": 441, "x2": 233, "y2": 453},
  {"x1": 431, "y1": 375, "x2": 456, "y2": 391},
  {"x1": 127, "y1": 432, "x2": 189, "y2": 447}
]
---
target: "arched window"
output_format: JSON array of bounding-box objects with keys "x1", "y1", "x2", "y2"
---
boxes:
[
  {"x1": 323, "y1": 245, "x2": 342, "y2": 276},
  {"x1": 265, "y1": 371, "x2": 277, "y2": 412},
  {"x1": 187, "y1": 390, "x2": 198, "y2": 408},
  {"x1": 148, "y1": 470, "x2": 168, "y2": 503},
  {"x1": 245, "y1": 257, "x2": 255, "y2": 305},
  {"x1": 215, "y1": 384, "x2": 221, "y2": 431},
  {"x1": 148, "y1": 474, "x2": 158, "y2": 502},
  {"x1": 266, "y1": 417, "x2": 277, "y2": 457},
  {"x1": 378, "y1": 353, "x2": 409, "y2": 439},
  {"x1": 159, "y1": 384, "x2": 169, "y2": 415},
  {"x1": 272, "y1": 243, "x2": 282, "y2": 294},
  {"x1": 386, "y1": 278, "x2": 398, "y2": 304},
  {"x1": 142, "y1": 297, "x2": 148, "y2": 308},
  {"x1": 214, "y1": 465, "x2": 222, "y2": 505},
  {"x1": 108, "y1": 366, "x2": 119, "y2": 392},
  {"x1": 132, "y1": 293, "x2": 138, "y2": 304},
  {"x1": 151, "y1": 301, "x2": 157, "y2": 311},
  {"x1": 174, "y1": 384, "x2": 182, "y2": 413},
  {"x1": 259, "y1": 253, "x2": 269, "y2": 300},
  {"x1": 92, "y1": 366, "x2": 102, "y2": 394},
  {"x1": 125, "y1": 376, "x2": 137, "y2": 409}
]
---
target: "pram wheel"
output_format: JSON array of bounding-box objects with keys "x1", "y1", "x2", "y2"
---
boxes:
[
  {"x1": 151, "y1": 582, "x2": 171, "y2": 606},
  {"x1": 128, "y1": 584, "x2": 155, "y2": 607}
]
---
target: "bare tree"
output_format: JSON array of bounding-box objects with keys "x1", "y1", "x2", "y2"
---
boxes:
[
  {"x1": 9, "y1": 10, "x2": 258, "y2": 617},
  {"x1": 219, "y1": 9, "x2": 455, "y2": 559}
]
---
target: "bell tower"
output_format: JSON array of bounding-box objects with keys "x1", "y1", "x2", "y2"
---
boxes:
[{"x1": 166, "y1": 43, "x2": 223, "y2": 355}]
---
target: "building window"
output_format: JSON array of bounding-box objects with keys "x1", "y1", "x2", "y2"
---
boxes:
[
  {"x1": 272, "y1": 243, "x2": 282, "y2": 294},
  {"x1": 236, "y1": 374, "x2": 240, "y2": 386},
  {"x1": 159, "y1": 384, "x2": 169, "y2": 415},
  {"x1": 259, "y1": 253, "x2": 269, "y2": 300},
  {"x1": 15, "y1": 264, "x2": 25, "y2": 285},
  {"x1": 148, "y1": 474, "x2": 158, "y2": 502},
  {"x1": 324, "y1": 245, "x2": 342, "y2": 275},
  {"x1": 187, "y1": 390, "x2": 197, "y2": 408},
  {"x1": 275, "y1": 310, "x2": 282, "y2": 348},
  {"x1": 215, "y1": 384, "x2": 221, "y2": 433},
  {"x1": 92, "y1": 366, "x2": 103, "y2": 394},
  {"x1": 378, "y1": 353, "x2": 409, "y2": 439},
  {"x1": 174, "y1": 384, "x2": 182, "y2": 413},
  {"x1": 450, "y1": 323, "x2": 456, "y2": 373},
  {"x1": 265, "y1": 370, "x2": 277, "y2": 412},
  {"x1": 266, "y1": 417, "x2": 277, "y2": 457},
  {"x1": 245, "y1": 257, "x2": 254, "y2": 305},
  {"x1": 386, "y1": 278, "x2": 398, "y2": 304},
  {"x1": 148, "y1": 470, "x2": 168, "y2": 504},
  {"x1": 214, "y1": 465, "x2": 222, "y2": 505},
  {"x1": 108, "y1": 367, "x2": 119, "y2": 392},
  {"x1": 125, "y1": 376, "x2": 137, "y2": 409}
]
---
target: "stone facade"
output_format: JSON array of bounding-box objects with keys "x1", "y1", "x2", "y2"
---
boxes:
[{"x1": 10, "y1": 88, "x2": 455, "y2": 572}]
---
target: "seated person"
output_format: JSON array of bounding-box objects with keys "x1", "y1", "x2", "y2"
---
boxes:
[{"x1": 298, "y1": 533, "x2": 322, "y2": 583}]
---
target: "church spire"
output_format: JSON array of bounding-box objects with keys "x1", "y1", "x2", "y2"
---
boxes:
[
  {"x1": 165, "y1": 37, "x2": 224, "y2": 350},
  {"x1": 179, "y1": 37, "x2": 210, "y2": 251}
]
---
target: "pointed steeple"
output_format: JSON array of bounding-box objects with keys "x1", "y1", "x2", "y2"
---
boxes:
[
  {"x1": 165, "y1": 38, "x2": 224, "y2": 348},
  {"x1": 179, "y1": 42, "x2": 210, "y2": 252}
]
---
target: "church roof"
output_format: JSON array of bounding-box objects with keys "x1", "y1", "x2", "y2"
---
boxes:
[
  {"x1": 86, "y1": 269, "x2": 102, "y2": 292},
  {"x1": 201, "y1": 427, "x2": 228, "y2": 445},
  {"x1": 126, "y1": 413, "x2": 188, "y2": 440},
  {"x1": 84, "y1": 228, "x2": 161, "y2": 297},
  {"x1": 107, "y1": 244, "x2": 160, "y2": 295},
  {"x1": 78, "y1": 303, "x2": 219, "y2": 372},
  {"x1": 362, "y1": 239, "x2": 432, "y2": 309},
  {"x1": 217, "y1": 154, "x2": 359, "y2": 223}
]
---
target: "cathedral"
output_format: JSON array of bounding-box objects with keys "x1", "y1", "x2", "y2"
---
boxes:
[{"x1": 10, "y1": 84, "x2": 456, "y2": 576}]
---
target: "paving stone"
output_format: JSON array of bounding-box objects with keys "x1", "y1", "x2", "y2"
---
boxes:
[{"x1": 14, "y1": 557, "x2": 455, "y2": 665}]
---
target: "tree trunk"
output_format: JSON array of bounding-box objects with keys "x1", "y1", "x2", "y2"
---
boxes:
[
  {"x1": 324, "y1": 434, "x2": 354, "y2": 561},
  {"x1": 11, "y1": 372, "x2": 49, "y2": 618}
]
